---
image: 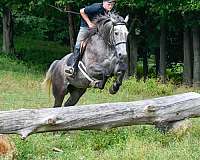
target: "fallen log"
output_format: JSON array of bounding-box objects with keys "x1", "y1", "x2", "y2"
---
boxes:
[{"x1": 0, "y1": 92, "x2": 200, "y2": 139}]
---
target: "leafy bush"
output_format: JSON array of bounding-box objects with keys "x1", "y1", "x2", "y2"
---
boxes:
[
  {"x1": 167, "y1": 63, "x2": 183, "y2": 84},
  {"x1": 14, "y1": 13, "x2": 68, "y2": 42},
  {"x1": 14, "y1": 36, "x2": 69, "y2": 71}
]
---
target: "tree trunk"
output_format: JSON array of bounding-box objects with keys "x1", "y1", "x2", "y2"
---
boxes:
[
  {"x1": 2, "y1": 7, "x2": 14, "y2": 54},
  {"x1": 128, "y1": 33, "x2": 138, "y2": 76},
  {"x1": 159, "y1": 21, "x2": 167, "y2": 83},
  {"x1": 0, "y1": 92, "x2": 200, "y2": 139},
  {"x1": 183, "y1": 28, "x2": 193, "y2": 86},
  {"x1": 155, "y1": 48, "x2": 160, "y2": 77},
  {"x1": 66, "y1": 4, "x2": 75, "y2": 52},
  {"x1": 143, "y1": 48, "x2": 148, "y2": 82},
  {"x1": 192, "y1": 26, "x2": 200, "y2": 88}
]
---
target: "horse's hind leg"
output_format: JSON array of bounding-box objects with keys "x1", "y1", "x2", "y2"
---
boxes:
[
  {"x1": 64, "y1": 85, "x2": 86, "y2": 107},
  {"x1": 52, "y1": 84, "x2": 68, "y2": 108}
]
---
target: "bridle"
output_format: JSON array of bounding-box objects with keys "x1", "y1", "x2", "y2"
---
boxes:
[
  {"x1": 97, "y1": 19, "x2": 127, "y2": 48},
  {"x1": 112, "y1": 22, "x2": 127, "y2": 47}
]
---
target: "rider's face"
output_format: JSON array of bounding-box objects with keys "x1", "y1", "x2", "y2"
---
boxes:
[{"x1": 103, "y1": 2, "x2": 115, "y2": 12}]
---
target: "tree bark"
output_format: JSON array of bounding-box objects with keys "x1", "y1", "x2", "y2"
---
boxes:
[
  {"x1": 66, "y1": 4, "x2": 75, "y2": 52},
  {"x1": 2, "y1": 7, "x2": 14, "y2": 54},
  {"x1": 143, "y1": 48, "x2": 148, "y2": 82},
  {"x1": 159, "y1": 21, "x2": 167, "y2": 83},
  {"x1": 0, "y1": 92, "x2": 200, "y2": 139},
  {"x1": 192, "y1": 26, "x2": 200, "y2": 88},
  {"x1": 128, "y1": 33, "x2": 138, "y2": 76},
  {"x1": 183, "y1": 28, "x2": 193, "y2": 86},
  {"x1": 155, "y1": 48, "x2": 160, "y2": 77}
]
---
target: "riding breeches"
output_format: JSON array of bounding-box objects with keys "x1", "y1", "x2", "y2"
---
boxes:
[{"x1": 75, "y1": 27, "x2": 89, "y2": 50}]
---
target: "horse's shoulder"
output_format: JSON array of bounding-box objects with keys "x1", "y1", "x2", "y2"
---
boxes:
[
  {"x1": 62, "y1": 53, "x2": 72, "y2": 60},
  {"x1": 60, "y1": 53, "x2": 74, "y2": 66}
]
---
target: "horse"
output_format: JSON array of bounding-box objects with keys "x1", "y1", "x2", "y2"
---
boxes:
[{"x1": 42, "y1": 13, "x2": 129, "y2": 107}]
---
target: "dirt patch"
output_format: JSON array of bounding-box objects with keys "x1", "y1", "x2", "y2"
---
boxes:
[{"x1": 0, "y1": 135, "x2": 16, "y2": 160}]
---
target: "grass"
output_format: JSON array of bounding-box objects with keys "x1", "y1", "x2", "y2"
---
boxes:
[{"x1": 0, "y1": 38, "x2": 200, "y2": 159}]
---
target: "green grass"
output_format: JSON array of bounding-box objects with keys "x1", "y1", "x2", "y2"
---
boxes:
[{"x1": 0, "y1": 39, "x2": 200, "y2": 160}]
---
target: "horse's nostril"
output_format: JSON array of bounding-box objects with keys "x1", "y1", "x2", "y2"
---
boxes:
[{"x1": 118, "y1": 53, "x2": 122, "y2": 57}]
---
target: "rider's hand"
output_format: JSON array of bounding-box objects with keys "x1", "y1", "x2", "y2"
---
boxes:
[{"x1": 88, "y1": 22, "x2": 95, "y2": 28}]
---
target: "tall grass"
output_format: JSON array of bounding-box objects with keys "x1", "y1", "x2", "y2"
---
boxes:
[{"x1": 0, "y1": 38, "x2": 200, "y2": 160}]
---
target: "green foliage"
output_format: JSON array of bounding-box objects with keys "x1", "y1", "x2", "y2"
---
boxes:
[
  {"x1": 0, "y1": 41, "x2": 200, "y2": 159},
  {"x1": 14, "y1": 13, "x2": 49, "y2": 39},
  {"x1": 167, "y1": 63, "x2": 184, "y2": 84},
  {"x1": 14, "y1": 36, "x2": 68, "y2": 71}
]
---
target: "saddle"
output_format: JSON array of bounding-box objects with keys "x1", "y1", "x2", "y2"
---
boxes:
[
  {"x1": 65, "y1": 38, "x2": 100, "y2": 87},
  {"x1": 66, "y1": 39, "x2": 89, "y2": 67}
]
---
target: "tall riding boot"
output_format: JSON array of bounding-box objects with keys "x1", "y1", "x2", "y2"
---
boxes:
[{"x1": 67, "y1": 47, "x2": 80, "y2": 76}]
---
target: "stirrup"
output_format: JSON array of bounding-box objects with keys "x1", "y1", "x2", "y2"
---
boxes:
[{"x1": 65, "y1": 67, "x2": 74, "y2": 75}]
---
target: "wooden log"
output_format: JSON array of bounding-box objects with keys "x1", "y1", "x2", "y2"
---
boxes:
[{"x1": 0, "y1": 92, "x2": 200, "y2": 139}]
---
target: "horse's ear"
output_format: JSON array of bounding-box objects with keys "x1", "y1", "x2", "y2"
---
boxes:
[
  {"x1": 124, "y1": 15, "x2": 129, "y2": 23},
  {"x1": 111, "y1": 17, "x2": 117, "y2": 24}
]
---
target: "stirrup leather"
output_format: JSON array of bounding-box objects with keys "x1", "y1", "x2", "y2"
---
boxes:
[{"x1": 78, "y1": 61, "x2": 100, "y2": 87}]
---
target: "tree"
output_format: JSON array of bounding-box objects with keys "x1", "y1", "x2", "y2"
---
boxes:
[
  {"x1": 183, "y1": 27, "x2": 192, "y2": 86},
  {"x1": 65, "y1": 3, "x2": 75, "y2": 52},
  {"x1": 159, "y1": 20, "x2": 167, "y2": 83},
  {"x1": 192, "y1": 26, "x2": 200, "y2": 87},
  {"x1": 1, "y1": 3, "x2": 14, "y2": 54},
  {"x1": 1, "y1": 0, "x2": 34, "y2": 54}
]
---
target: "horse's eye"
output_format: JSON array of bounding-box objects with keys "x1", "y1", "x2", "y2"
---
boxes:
[{"x1": 115, "y1": 32, "x2": 119, "y2": 36}]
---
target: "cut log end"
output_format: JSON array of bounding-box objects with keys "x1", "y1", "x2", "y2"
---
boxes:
[
  {"x1": 0, "y1": 135, "x2": 16, "y2": 160},
  {"x1": 155, "y1": 119, "x2": 192, "y2": 135}
]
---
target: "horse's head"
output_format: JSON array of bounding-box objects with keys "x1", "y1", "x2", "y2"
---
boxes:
[
  {"x1": 95, "y1": 13, "x2": 129, "y2": 62},
  {"x1": 110, "y1": 14, "x2": 129, "y2": 62}
]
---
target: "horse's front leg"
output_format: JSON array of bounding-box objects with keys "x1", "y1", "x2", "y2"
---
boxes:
[
  {"x1": 87, "y1": 65, "x2": 108, "y2": 89},
  {"x1": 109, "y1": 71, "x2": 125, "y2": 94},
  {"x1": 93, "y1": 72, "x2": 108, "y2": 89},
  {"x1": 109, "y1": 62, "x2": 127, "y2": 94}
]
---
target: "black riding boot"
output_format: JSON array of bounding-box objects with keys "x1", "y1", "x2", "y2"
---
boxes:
[{"x1": 67, "y1": 48, "x2": 80, "y2": 76}]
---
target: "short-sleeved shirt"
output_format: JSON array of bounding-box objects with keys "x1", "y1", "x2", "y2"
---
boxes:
[{"x1": 80, "y1": 3, "x2": 107, "y2": 27}]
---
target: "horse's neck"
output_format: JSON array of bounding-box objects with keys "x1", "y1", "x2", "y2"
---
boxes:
[{"x1": 85, "y1": 34, "x2": 114, "y2": 61}]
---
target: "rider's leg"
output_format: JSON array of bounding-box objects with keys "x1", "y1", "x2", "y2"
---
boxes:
[
  {"x1": 66, "y1": 27, "x2": 88, "y2": 75},
  {"x1": 70, "y1": 46, "x2": 81, "y2": 75}
]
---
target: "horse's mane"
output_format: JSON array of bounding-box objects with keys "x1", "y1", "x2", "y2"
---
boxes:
[
  {"x1": 84, "y1": 13, "x2": 125, "y2": 43},
  {"x1": 94, "y1": 12, "x2": 125, "y2": 25}
]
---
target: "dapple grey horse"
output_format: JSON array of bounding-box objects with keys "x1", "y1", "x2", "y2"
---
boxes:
[{"x1": 42, "y1": 13, "x2": 129, "y2": 107}]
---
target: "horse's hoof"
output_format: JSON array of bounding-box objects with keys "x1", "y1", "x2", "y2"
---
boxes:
[{"x1": 109, "y1": 87, "x2": 117, "y2": 94}]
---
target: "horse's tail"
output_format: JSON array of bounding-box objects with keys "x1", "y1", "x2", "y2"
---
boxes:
[{"x1": 42, "y1": 60, "x2": 59, "y2": 98}]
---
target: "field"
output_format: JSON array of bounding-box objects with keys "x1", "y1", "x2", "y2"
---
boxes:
[{"x1": 0, "y1": 39, "x2": 200, "y2": 160}]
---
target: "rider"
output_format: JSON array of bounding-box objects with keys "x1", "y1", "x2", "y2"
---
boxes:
[{"x1": 66, "y1": 0, "x2": 116, "y2": 76}]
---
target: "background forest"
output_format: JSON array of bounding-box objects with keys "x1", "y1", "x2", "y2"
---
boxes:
[
  {"x1": 1, "y1": 0, "x2": 199, "y2": 86},
  {"x1": 0, "y1": 0, "x2": 200, "y2": 159}
]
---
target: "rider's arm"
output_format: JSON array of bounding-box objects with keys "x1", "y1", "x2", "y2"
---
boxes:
[{"x1": 80, "y1": 8, "x2": 95, "y2": 28}]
